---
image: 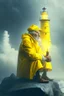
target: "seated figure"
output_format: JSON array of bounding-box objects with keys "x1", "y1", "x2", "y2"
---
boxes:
[{"x1": 17, "y1": 24, "x2": 52, "y2": 83}]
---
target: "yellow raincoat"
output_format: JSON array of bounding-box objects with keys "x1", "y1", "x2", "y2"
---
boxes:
[{"x1": 17, "y1": 33, "x2": 52, "y2": 79}]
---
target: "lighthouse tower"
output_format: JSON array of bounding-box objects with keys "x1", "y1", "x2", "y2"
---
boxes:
[{"x1": 40, "y1": 7, "x2": 51, "y2": 55}]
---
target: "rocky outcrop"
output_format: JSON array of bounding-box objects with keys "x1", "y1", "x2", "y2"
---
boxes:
[{"x1": 0, "y1": 74, "x2": 63, "y2": 96}]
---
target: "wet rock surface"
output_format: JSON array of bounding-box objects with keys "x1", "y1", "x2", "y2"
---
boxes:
[{"x1": 0, "y1": 74, "x2": 63, "y2": 96}]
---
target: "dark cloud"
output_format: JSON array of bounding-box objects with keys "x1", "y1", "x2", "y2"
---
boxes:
[
  {"x1": 0, "y1": 0, "x2": 40, "y2": 30},
  {"x1": 0, "y1": 0, "x2": 41, "y2": 49}
]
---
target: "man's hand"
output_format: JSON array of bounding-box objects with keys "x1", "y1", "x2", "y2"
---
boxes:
[
  {"x1": 44, "y1": 51, "x2": 51, "y2": 62},
  {"x1": 45, "y1": 55, "x2": 51, "y2": 62},
  {"x1": 42, "y1": 51, "x2": 51, "y2": 63}
]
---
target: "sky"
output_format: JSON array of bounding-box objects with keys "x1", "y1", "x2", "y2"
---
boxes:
[{"x1": 0, "y1": 0, "x2": 64, "y2": 82}]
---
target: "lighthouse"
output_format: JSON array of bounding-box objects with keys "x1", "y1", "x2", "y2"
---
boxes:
[{"x1": 40, "y1": 7, "x2": 51, "y2": 55}]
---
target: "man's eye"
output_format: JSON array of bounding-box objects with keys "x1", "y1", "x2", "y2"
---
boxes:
[{"x1": 34, "y1": 34, "x2": 37, "y2": 36}]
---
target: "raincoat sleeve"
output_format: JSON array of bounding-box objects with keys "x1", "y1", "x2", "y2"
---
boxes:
[{"x1": 21, "y1": 34, "x2": 43, "y2": 60}]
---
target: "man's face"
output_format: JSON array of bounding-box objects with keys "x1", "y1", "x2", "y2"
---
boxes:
[{"x1": 32, "y1": 31, "x2": 40, "y2": 38}]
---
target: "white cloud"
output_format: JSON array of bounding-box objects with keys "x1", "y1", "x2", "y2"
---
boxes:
[
  {"x1": 2, "y1": 30, "x2": 11, "y2": 53},
  {"x1": 51, "y1": 45, "x2": 63, "y2": 70},
  {"x1": 0, "y1": 31, "x2": 18, "y2": 73},
  {"x1": 48, "y1": 44, "x2": 64, "y2": 79}
]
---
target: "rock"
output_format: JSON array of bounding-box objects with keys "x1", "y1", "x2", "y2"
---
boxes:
[{"x1": 0, "y1": 74, "x2": 63, "y2": 96}]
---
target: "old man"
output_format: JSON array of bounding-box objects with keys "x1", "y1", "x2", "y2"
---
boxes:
[{"x1": 17, "y1": 24, "x2": 52, "y2": 83}]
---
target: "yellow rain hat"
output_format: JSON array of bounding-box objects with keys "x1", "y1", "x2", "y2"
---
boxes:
[{"x1": 27, "y1": 24, "x2": 42, "y2": 32}]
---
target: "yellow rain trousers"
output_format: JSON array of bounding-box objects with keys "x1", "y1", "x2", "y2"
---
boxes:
[{"x1": 17, "y1": 33, "x2": 52, "y2": 79}]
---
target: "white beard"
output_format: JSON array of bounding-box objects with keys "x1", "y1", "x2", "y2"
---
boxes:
[
  {"x1": 33, "y1": 36, "x2": 43, "y2": 47},
  {"x1": 29, "y1": 32, "x2": 43, "y2": 49}
]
